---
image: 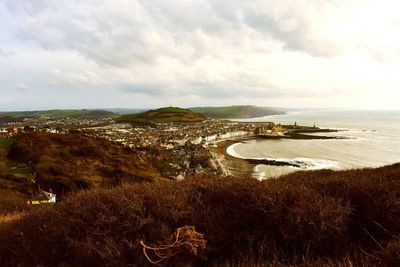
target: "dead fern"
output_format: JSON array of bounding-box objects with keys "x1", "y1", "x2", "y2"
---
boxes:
[{"x1": 140, "y1": 226, "x2": 206, "y2": 265}]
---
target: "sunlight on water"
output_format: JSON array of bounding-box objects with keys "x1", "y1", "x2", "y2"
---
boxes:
[{"x1": 231, "y1": 110, "x2": 400, "y2": 179}]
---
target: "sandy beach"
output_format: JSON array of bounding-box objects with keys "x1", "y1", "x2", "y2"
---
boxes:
[{"x1": 209, "y1": 137, "x2": 257, "y2": 178}]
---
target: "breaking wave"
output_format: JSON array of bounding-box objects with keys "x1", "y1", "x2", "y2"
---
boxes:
[{"x1": 227, "y1": 143, "x2": 340, "y2": 171}]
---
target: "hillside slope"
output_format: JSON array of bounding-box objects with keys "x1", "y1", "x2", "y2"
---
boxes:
[
  {"x1": 0, "y1": 109, "x2": 115, "y2": 118},
  {"x1": 117, "y1": 107, "x2": 207, "y2": 125},
  {"x1": 1, "y1": 163, "x2": 400, "y2": 266},
  {"x1": 0, "y1": 133, "x2": 164, "y2": 212},
  {"x1": 190, "y1": 105, "x2": 284, "y2": 119}
]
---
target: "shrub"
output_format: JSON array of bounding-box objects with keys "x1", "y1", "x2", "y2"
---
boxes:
[
  {"x1": 0, "y1": 164, "x2": 400, "y2": 266},
  {"x1": 0, "y1": 189, "x2": 28, "y2": 215},
  {"x1": 5, "y1": 132, "x2": 164, "y2": 197}
]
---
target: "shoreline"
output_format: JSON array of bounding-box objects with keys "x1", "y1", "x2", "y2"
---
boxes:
[
  {"x1": 209, "y1": 136, "x2": 257, "y2": 178},
  {"x1": 209, "y1": 128, "x2": 347, "y2": 178},
  {"x1": 209, "y1": 128, "x2": 347, "y2": 177}
]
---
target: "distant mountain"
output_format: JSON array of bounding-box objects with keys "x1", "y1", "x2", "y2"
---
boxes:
[
  {"x1": 117, "y1": 107, "x2": 207, "y2": 125},
  {"x1": 190, "y1": 105, "x2": 284, "y2": 119},
  {"x1": 0, "y1": 109, "x2": 116, "y2": 119}
]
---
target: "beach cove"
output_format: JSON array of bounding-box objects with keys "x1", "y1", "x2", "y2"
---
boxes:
[
  {"x1": 224, "y1": 110, "x2": 400, "y2": 180},
  {"x1": 209, "y1": 122, "x2": 350, "y2": 180},
  {"x1": 210, "y1": 138, "x2": 256, "y2": 178},
  {"x1": 212, "y1": 137, "x2": 312, "y2": 180}
]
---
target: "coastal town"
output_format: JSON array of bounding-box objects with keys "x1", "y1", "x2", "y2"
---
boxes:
[
  {"x1": 0, "y1": 114, "x2": 339, "y2": 181},
  {"x1": 1, "y1": 116, "x2": 257, "y2": 180}
]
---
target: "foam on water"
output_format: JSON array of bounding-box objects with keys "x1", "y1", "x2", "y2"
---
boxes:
[
  {"x1": 227, "y1": 143, "x2": 340, "y2": 171},
  {"x1": 227, "y1": 110, "x2": 400, "y2": 179},
  {"x1": 226, "y1": 143, "x2": 245, "y2": 159}
]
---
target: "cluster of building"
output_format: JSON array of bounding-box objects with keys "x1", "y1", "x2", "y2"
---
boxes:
[
  {"x1": 1, "y1": 117, "x2": 281, "y2": 180},
  {"x1": 0, "y1": 125, "x2": 19, "y2": 137},
  {"x1": 82, "y1": 120, "x2": 262, "y2": 179}
]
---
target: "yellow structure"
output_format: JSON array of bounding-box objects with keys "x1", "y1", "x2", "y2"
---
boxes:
[{"x1": 28, "y1": 190, "x2": 56, "y2": 205}]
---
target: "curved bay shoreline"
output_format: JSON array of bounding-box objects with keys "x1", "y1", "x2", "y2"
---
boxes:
[
  {"x1": 211, "y1": 137, "x2": 256, "y2": 178},
  {"x1": 211, "y1": 129, "x2": 346, "y2": 178}
]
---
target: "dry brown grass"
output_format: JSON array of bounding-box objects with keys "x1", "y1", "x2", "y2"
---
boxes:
[
  {"x1": 6, "y1": 132, "x2": 165, "y2": 196},
  {"x1": 0, "y1": 189, "x2": 28, "y2": 214},
  {"x1": 0, "y1": 148, "x2": 7, "y2": 174},
  {"x1": 0, "y1": 163, "x2": 399, "y2": 266},
  {"x1": 0, "y1": 212, "x2": 24, "y2": 224}
]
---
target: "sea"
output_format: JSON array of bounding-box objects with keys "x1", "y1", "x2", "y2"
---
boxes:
[{"x1": 228, "y1": 110, "x2": 400, "y2": 180}]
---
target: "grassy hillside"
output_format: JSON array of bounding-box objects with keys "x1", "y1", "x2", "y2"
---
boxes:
[
  {"x1": 117, "y1": 107, "x2": 207, "y2": 125},
  {"x1": 0, "y1": 116, "x2": 25, "y2": 124},
  {"x1": 190, "y1": 105, "x2": 284, "y2": 119},
  {"x1": 0, "y1": 109, "x2": 115, "y2": 119},
  {"x1": 0, "y1": 133, "x2": 164, "y2": 213},
  {"x1": 1, "y1": 164, "x2": 400, "y2": 266}
]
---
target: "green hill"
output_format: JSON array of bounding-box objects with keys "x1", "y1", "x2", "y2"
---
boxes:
[
  {"x1": 190, "y1": 105, "x2": 284, "y2": 119},
  {"x1": 117, "y1": 107, "x2": 207, "y2": 125}
]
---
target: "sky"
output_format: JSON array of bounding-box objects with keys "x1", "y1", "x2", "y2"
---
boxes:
[{"x1": 1, "y1": 0, "x2": 400, "y2": 111}]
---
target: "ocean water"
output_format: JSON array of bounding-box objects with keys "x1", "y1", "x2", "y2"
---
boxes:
[{"x1": 229, "y1": 110, "x2": 400, "y2": 180}]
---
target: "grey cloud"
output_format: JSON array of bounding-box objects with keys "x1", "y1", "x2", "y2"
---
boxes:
[
  {"x1": 2, "y1": 0, "x2": 258, "y2": 67},
  {"x1": 242, "y1": 10, "x2": 344, "y2": 58},
  {"x1": 3, "y1": 0, "x2": 391, "y2": 68},
  {"x1": 6, "y1": 1, "x2": 164, "y2": 66},
  {"x1": 2, "y1": 0, "x2": 399, "y2": 110}
]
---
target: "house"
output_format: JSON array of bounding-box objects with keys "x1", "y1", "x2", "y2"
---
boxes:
[
  {"x1": 28, "y1": 190, "x2": 56, "y2": 205},
  {"x1": 195, "y1": 164, "x2": 204, "y2": 174},
  {"x1": 176, "y1": 173, "x2": 185, "y2": 181},
  {"x1": 0, "y1": 128, "x2": 7, "y2": 138}
]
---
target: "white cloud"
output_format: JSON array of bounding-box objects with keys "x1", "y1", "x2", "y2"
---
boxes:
[
  {"x1": 51, "y1": 69, "x2": 105, "y2": 86},
  {"x1": 1, "y1": 0, "x2": 400, "y2": 110}
]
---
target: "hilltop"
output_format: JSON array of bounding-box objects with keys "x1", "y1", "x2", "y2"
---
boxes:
[
  {"x1": 190, "y1": 105, "x2": 284, "y2": 119},
  {"x1": 1, "y1": 163, "x2": 400, "y2": 266},
  {"x1": 0, "y1": 132, "x2": 164, "y2": 213},
  {"x1": 117, "y1": 107, "x2": 207, "y2": 125}
]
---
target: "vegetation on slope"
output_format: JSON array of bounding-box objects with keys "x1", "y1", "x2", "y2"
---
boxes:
[
  {"x1": 0, "y1": 133, "x2": 164, "y2": 213},
  {"x1": 190, "y1": 105, "x2": 284, "y2": 119},
  {"x1": 0, "y1": 138, "x2": 28, "y2": 214},
  {"x1": 1, "y1": 164, "x2": 400, "y2": 266},
  {"x1": 0, "y1": 116, "x2": 26, "y2": 124},
  {"x1": 117, "y1": 107, "x2": 207, "y2": 125},
  {"x1": 0, "y1": 109, "x2": 115, "y2": 119}
]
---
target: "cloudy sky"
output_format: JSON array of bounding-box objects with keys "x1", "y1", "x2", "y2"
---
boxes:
[{"x1": 1, "y1": 0, "x2": 400, "y2": 111}]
